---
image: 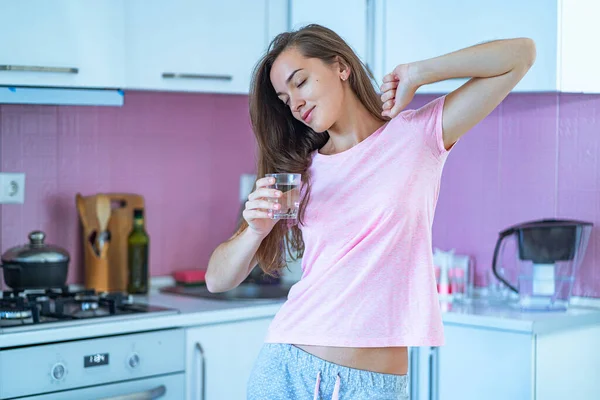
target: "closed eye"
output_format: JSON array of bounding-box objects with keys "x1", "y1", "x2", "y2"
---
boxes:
[{"x1": 282, "y1": 79, "x2": 307, "y2": 107}]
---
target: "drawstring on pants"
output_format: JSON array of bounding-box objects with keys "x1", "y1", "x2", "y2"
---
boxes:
[{"x1": 313, "y1": 371, "x2": 341, "y2": 400}]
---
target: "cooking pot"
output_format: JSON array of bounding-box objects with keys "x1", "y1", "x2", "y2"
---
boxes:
[{"x1": 0, "y1": 230, "x2": 70, "y2": 290}]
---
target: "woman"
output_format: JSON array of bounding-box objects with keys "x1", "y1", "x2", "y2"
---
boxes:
[{"x1": 206, "y1": 24, "x2": 535, "y2": 400}]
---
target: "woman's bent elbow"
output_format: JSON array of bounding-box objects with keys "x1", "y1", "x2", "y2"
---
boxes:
[
  {"x1": 205, "y1": 269, "x2": 225, "y2": 293},
  {"x1": 205, "y1": 267, "x2": 239, "y2": 293}
]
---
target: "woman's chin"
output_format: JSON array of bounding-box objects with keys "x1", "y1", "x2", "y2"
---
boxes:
[
  {"x1": 303, "y1": 110, "x2": 327, "y2": 132},
  {"x1": 309, "y1": 120, "x2": 331, "y2": 134}
]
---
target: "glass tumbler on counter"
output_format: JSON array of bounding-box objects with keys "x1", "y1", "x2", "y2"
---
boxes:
[
  {"x1": 266, "y1": 173, "x2": 301, "y2": 219},
  {"x1": 450, "y1": 268, "x2": 466, "y2": 302},
  {"x1": 483, "y1": 269, "x2": 511, "y2": 304}
]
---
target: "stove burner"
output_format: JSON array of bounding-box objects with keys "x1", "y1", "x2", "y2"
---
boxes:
[
  {"x1": 74, "y1": 294, "x2": 100, "y2": 312},
  {"x1": 79, "y1": 301, "x2": 99, "y2": 311},
  {"x1": 0, "y1": 300, "x2": 40, "y2": 324},
  {"x1": 0, "y1": 286, "x2": 175, "y2": 329},
  {"x1": 0, "y1": 309, "x2": 32, "y2": 320}
]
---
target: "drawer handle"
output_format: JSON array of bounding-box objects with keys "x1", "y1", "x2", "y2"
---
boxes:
[
  {"x1": 162, "y1": 72, "x2": 232, "y2": 81},
  {"x1": 196, "y1": 342, "x2": 206, "y2": 400},
  {"x1": 97, "y1": 384, "x2": 166, "y2": 400},
  {"x1": 0, "y1": 65, "x2": 78, "y2": 74}
]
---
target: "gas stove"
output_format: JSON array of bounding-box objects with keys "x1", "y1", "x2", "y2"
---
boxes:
[
  {"x1": 0, "y1": 286, "x2": 178, "y2": 331},
  {"x1": 0, "y1": 287, "x2": 183, "y2": 399}
]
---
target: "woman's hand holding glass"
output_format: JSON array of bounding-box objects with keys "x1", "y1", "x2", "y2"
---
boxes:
[{"x1": 243, "y1": 177, "x2": 282, "y2": 237}]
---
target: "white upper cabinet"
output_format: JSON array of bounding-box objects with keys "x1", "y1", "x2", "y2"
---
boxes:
[
  {"x1": 125, "y1": 0, "x2": 268, "y2": 94},
  {"x1": 267, "y1": 0, "x2": 290, "y2": 46},
  {"x1": 290, "y1": 0, "x2": 370, "y2": 68},
  {"x1": 0, "y1": 1, "x2": 125, "y2": 89},
  {"x1": 3, "y1": 0, "x2": 595, "y2": 95},
  {"x1": 559, "y1": 0, "x2": 600, "y2": 93},
  {"x1": 379, "y1": 0, "x2": 600, "y2": 94}
]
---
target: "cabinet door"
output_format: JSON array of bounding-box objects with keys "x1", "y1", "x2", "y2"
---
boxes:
[
  {"x1": 437, "y1": 324, "x2": 533, "y2": 400},
  {"x1": 268, "y1": 0, "x2": 290, "y2": 46},
  {"x1": 0, "y1": 0, "x2": 125, "y2": 89},
  {"x1": 186, "y1": 318, "x2": 272, "y2": 400},
  {"x1": 125, "y1": 0, "x2": 267, "y2": 94},
  {"x1": 290, "y1": 0, "x2": 369, "y2": 66},
  {"x1": 559, "y1": 0, "x2": 600, "y2": 93},
  {"x1": 383, "y1": 0, "x2": 558, "y2": 93}
]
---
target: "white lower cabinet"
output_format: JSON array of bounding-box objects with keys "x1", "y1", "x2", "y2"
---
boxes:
[
  {"x1": 183, "y1": 316, "x2": 600, "y2": 400},
  {"x1": 410, "y1": 322, "x2": 600, "y2": 400},
  {"x1": 437, "y1": 325, "x2": 533, "y2": 399},
  {"x1": 185, "y1": 317, "x2": 273, "y2": 400}
]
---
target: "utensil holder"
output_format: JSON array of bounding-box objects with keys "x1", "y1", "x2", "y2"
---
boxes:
[
  {"x1": 83, "y1": 240, "x2": 110, "y2": 292},
  {"x1": 76, "y1": 192, "x2": 145, "y2": 293}
]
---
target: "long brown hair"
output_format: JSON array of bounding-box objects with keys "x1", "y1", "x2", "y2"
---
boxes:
[{"x1": 239, "y1": 24, "x2": 387, "y2": 276}]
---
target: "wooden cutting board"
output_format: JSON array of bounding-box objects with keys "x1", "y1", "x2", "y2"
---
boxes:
[
  {"x1": 105, "y1": 193, "x2": 145, "y2": 292},
  {"x1": 76, "y1": 193, "x2": 145, "y2": 293}
]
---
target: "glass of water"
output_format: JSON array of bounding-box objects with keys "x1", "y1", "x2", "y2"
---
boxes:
[{"x1": 265, "y1": 173, "x2": 301, "y2": 219}]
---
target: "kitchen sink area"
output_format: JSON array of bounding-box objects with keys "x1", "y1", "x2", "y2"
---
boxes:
[{"x1": 160, "y1": 283, "x2": 292, "y2": 301}]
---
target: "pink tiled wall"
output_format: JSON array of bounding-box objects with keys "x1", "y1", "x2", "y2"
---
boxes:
[
  {"x1": 0, "y1": 91, "x2": 599, "y2": 297},
  {"x1": 0, "y1": 91, "x2": 257, "y2": 287},
  {"x1": 418, "y1": 93, "x2": 600, "y2": 298}
]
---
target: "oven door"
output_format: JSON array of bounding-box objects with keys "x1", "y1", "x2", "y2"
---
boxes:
[{"x1": 19, "y1": 373, "x2": 185, "y2": 400}]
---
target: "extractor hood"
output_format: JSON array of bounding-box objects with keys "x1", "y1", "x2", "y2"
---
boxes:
[{"x1": 0, "y1": 86, "x2": 124, "y2": 106}]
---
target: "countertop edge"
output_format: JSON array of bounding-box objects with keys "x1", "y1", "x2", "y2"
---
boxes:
[
  {"x1": 442, "y1": 313, "x2": 535, "y2": 333},
  {"x1": 0, "y1": 302, "x2": 283, "y2": 348},
  {"x1": 3, "y1": 286, "x2": 600, "y2": 347},
  {"x1": 531, "y1": 311, "x2": 600, "y2": 335},
  {"x1": 442, "y1": 307, "x2": 600, "y2": 335}
]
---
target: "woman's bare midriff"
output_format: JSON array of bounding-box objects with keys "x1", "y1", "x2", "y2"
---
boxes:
[{"x1": 294, "y1": 344, "x2": 408, "y2": 375}]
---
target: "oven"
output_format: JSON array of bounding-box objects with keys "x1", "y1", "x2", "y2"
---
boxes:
[{"x1": 0, "y1": 328, "x2": 185, "y2": 399}]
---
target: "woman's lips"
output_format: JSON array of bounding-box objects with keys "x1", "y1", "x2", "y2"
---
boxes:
[{"x1": 302, "y1": 107, "x2": 314, "y2": 123}]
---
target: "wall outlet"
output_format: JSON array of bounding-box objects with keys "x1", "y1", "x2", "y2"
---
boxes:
[{"x1": 0, "y1": 173, "x2": 26, "y2": 204}]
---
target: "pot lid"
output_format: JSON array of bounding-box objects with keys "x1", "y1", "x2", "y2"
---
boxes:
[{"x1": 1, "y1": 231, "x2": 70, "y2": 264}]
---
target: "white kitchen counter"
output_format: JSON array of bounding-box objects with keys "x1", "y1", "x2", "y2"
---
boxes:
[
  {"x1": 440, "y1": 299, "x2": 600, "y2": 334},
  {"x1": 0, "y1": 292, "x2": 285, "y2": 348},
  {"x1": 2, "y1": 288, "x2": 599, "y2": 348}
]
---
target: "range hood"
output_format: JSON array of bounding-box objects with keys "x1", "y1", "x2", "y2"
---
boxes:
[{"x1": 0, "y1": 87, "x2": 124, "y2": 106}]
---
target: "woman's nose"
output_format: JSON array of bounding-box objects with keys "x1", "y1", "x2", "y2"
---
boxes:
[{"x1": 291, "y1": 97, "x2": 305, "y2": 113}]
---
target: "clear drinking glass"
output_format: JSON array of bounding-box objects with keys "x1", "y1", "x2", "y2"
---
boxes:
[
  {"x1": 484, "y1": 269, "x2": 510, "y2": 304},
  {"x1": 265, "y1": 173, "x2": 301, "y2": 219},
  {"x1": 450, "y1": 268, "x2": 466, "y2": 302}
]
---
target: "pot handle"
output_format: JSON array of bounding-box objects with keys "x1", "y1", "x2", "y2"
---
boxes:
[{"x1": 0, "y1": 263, "x2": 21, "y2": 270}]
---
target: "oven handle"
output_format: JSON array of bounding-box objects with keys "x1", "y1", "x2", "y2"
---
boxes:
[
  {"x1": 196, "y1": 342, "x2": 206, "y2": 400},
  {"x1": 97, "y1": 384, "x2": 166, "y2": 400}
]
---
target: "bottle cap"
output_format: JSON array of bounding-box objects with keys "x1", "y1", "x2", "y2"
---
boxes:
[{"x1": 133, "y1": 208, "x2": 144, "y2": 219}]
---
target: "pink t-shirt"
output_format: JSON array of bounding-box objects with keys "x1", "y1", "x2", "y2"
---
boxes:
[{"x1": 265, "y1": 95, "x2": 451, "y2": 347}]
